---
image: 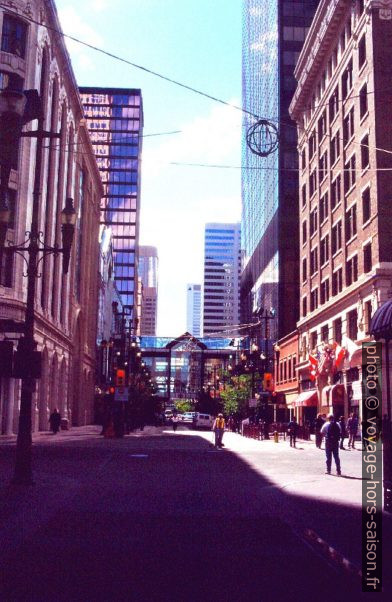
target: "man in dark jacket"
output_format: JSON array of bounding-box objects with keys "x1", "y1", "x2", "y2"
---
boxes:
[
  {"x1": 321, "y1": 414, "x2": 341, "y2": 475},
  {"x1": 287, "y1": 417, "x2": 299, "y2": 448},
  {"x1": 49, "y1": 408, "x2": 61, "y2": 434},
  {"x1": 314, "y1": 413, "x2": 325, "y2": 449}
]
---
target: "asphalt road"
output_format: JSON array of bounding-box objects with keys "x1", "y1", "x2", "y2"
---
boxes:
[{"x1": 0, "y1": 426, "x2": 389, "y2": 601}]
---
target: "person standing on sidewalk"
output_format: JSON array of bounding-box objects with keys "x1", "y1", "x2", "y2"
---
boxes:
[
  {"x1": 172, "y1": 413, "x2": 180, "y2": 432},
  {"x1": 287, "y1": 417, "x2": 299, "y2": 448},
  {"x1": 212, "y1": 413, "x2": 225, "y2": 448},
  {"x1": 314, "y1": 413, "x2": 325, "y2": 449},
  {"x1": 347, "y1": 413, "x2": 359, "y2": 449},
  {"x1": 49, "y1": 408, "x2": 61, "y2": 434},
  {"x1": 321, "y1": 414, "x2": 341, "y2": 475},
  {"x1": 339, "y1": 416, "x2": 347, "y2": 449}
]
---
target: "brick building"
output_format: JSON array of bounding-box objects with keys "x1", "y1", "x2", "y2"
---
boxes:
[
  {"x1": 0, "y1": 1, "x2": 102, "y2": 432},
  {"x1": 274, "y1": 330, "x2": 298, "y2": 422},
  {"x1": 289, "y1": 0, "x2": 392, "y2": 418}
]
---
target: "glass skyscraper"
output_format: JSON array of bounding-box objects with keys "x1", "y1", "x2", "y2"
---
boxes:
[
  {"x1": 241, "y1": 0, "x2": 320, "y2": 339},
  {"x1": 79, "y1": 87, "x2": 143, "y2": 325},
  {"x1": 203, "y1": 223, "x2": 241, "y2": 336}
]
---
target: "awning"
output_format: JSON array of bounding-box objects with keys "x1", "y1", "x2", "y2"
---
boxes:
[
  {"x1": 294, "y1": 390, "x2": 318, "y2": 407},
  {"x1": 321, "y1": 384, "x2": 345, "y2": 406}
]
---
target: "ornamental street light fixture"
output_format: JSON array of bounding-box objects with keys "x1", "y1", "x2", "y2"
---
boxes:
[{"x1": 0, "y1": 83, "x2": 76, "y2": 485}]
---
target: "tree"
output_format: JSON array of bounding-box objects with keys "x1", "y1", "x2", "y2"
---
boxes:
[
  {"x1": 175, "y1": 400, "x2": 192, "y2": 414},
  {"x1": 220, "y1": 374, "x2": 252, "y2": 417}
]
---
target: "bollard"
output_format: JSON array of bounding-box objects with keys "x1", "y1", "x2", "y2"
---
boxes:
[{"x1": 274, "y1": 430, "x2": 279, "y2": 443}]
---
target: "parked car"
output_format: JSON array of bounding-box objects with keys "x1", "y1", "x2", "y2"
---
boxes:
[
  {"x1": 181, "y1": 412, "x2": 196, "y2": 423},
  {"x1": 164, "y1": 409, "x2": 174, "y2": 423},
  {"x1": 193, "y1": 413, "x2": 214, "y2": 429}
]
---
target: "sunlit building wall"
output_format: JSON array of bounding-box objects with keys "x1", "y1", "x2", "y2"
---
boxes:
[
  {"x1": 186, "y1": 284, "x2": 202, "y2": 337},
  {"x1": 139, "y1": 246, "x2": 158, "y2": 336}
]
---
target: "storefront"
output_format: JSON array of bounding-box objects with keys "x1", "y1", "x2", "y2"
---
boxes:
[
  {"x1": 321, "y1": 384, "x2": 345, "y2": 418},
  {"x1": 294, "y1": 390, "x2": 318, "y2": 425}
]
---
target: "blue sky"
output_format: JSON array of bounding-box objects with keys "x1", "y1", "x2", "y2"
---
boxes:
[{"x1": 56, "y1": 0, "x2": 242, "y2": 336}]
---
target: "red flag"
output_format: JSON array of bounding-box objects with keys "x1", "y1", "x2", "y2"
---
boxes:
[
  {"x1": 308, "y1": 354, "x2": 319, "y2": 381},
  {"x1": 333, "y1": 343, "x2": 346, "y2": 370}
]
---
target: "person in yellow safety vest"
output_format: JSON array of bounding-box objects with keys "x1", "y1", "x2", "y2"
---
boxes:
[{"x1": 212, "y1": 413, "x2": 225, "y2": 448}]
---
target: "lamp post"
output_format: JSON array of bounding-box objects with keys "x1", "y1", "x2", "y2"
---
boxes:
[{"x1": 0, "y1": 84, "x2": 76, "y2": 485}]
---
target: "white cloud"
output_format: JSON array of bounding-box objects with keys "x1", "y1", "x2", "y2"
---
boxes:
[{"x1": 58, "y1": 6, "x2": 104, "y2": 70}]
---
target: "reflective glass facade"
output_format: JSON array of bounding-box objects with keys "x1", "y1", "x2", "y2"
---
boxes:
[
  {"x1": 241, "y1": 0, "x2": 319, "y2": 339},
  {"x1": 80, "y1": 88, "x2": 143, "y2": 321}
]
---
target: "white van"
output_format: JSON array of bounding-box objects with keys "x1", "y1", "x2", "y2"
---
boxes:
[{"x1": 193, "y1": 413, "x2": 214, "y2": 429}]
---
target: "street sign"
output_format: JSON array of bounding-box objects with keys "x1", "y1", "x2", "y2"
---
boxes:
[
  {"x1": 0, "y1": 319, "x2": 25, "y2": 333},
  {"x1": 114, "y1": 386, "x2": 129, "y2": 402}
]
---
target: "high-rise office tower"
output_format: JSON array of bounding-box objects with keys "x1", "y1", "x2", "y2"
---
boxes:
[
  {"x1": 203, "y1": 223, "x2": 241, "y2": 336},
  {"x1": 79, "y1": 87, "x2": 143, "y2": 327},
  {"x1": 241, "y1": 0, "x2": 320, "y2": 339},
  {"x1": 139, "y1": 246, "x2": 158, "y2": 336},
  {"x1": 186, "y1": 284, "x2": 202, "y2": 337}
]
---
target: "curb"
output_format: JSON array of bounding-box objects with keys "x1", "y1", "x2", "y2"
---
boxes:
[{"x1": 304, "y1": 528, "x2": 362, "y2": 579}]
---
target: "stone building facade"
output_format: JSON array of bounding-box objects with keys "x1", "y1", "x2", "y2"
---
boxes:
[
  {"x1": 0, "y1": 0, "x2": 102, "y2": 432},
  {"x1": 289, "y1": 0, "x2": 392, "y2": 419}
]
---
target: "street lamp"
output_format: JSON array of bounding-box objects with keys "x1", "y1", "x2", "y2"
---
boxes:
[{"x1": 0, "y1": 83, "x2": 76, "y2": 485}]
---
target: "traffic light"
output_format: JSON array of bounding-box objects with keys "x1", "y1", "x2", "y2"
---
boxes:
[
  {"x1": 263, "y1": 373, "x2": 273, "y2": 391},
  {"x1": 115, "y1": 368, "x2": 126, "y2": 387}
]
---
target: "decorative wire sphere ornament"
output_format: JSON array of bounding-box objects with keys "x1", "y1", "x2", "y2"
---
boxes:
[{"x1": 246, "y1": 119, "x2": 279, "y2": 157}]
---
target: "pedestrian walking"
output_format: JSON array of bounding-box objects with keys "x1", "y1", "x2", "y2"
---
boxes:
[
  {"x1": 339, "y1": 416, "x2": 347, "y2": 449},
  {"x1": 347, "y1": 413, "x2": 359, "y2": 449},
  {"x1": 287, "y1": 417, "x2": 299, "y2": 448},
  {"x1": 321, "y1": 414, "x2": 341, "y2": 475},
  {"x1": 49, "y1": 408, "x2": 61, "y2": 434},
  {"x1": 212, "y1": 413, "x2": 225, "y2": 448},
  {"x1": 314, "y1": 413, "x2": 325, "y2": 449},
  {"x1": 172, "y1": 413, "x2": 180, "y2": 432}
]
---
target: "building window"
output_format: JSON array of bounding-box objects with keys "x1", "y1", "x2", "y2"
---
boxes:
[
  {"x1": 318, "y1": 111, "x2": 327, "y2": 141},
  {"x1": 321, "y1": 324, "x2": 329, "y2": 342},
  {"x1": 329, "y1": 86, "x2": 339, "y2": 123},
  {"x1": 334, "y1": 317, "x2": 342, "y2": 344},
  {"x1": 360, "y1": 83, "x2": 368, "y2": 118},
  {"x1": 331, "y1": 175, "x2": 341, "y2": 210},
  {"x1": 310, "y1": 288, "x2": 319, "y2": 312},
  {"x1": 310, "y1": 331, "x2": 318, "y2": 351},
  {"x1": 362, "y1": 187, "x2": 371, "y2": 223},
  {"x1": 310, "y1": 207, "x2": 318, "y2": 237},
  {"x1": 343, "y1": 108, "x2": 354, "y2": 145},
  {"x1": 1, "y1": 14, "x2": 27, "y2": 58},
  {"x1": 361, "y1": 134, "x2": 369, "y2": 170},
  {"x1": 302, "y1": 220, "x2": 307, "y2": 244},
  {"x1": 347, "y1": 309, "x2": 358, "y2": 340},
  {"x1": 358, "y1": 34, "x2": 366, "y2": 69},
  {"x1": 332, "y1": 221, "x2": 342, "y2": 254},
  {"x1": 320, "y1": 279, "x2": 330, "y2": 305},
  {"x1": 330, "y1": 131, "x2": 340, "y2": 165},
  {"x1": 365, "y1": 300, "x2": 372, "y2": 334},
  {"x1": 309, "y1": 169, "x2": 317, "y2": 197},
  {"x1": 344, "y1": 155, "x2": 356, "y2": 194},
  {"x1": 346, "y1": 255, "x2": 358, "y2": 286},
  {"x1": 318, "y1": 151, "x2": 328, "y2": 183},
  {"x1": 309, "y1": 131, "x2": 316, "y2": 159},
  {"x1": 320, "y1": 192, "x2": 328, "y2": 223},
  {"x1": 301, "y1": 149, "x2": 306, "y2": 170},
  {"x1": 0, "y1": 249, "x2": 13, "y2": 287},
  {"x1": 332, "y1": 267, "x2": 343, "y2": 295},
  {"x1": 363, "y1": 242, "x2": 372, "y2": 273},
  {"x1": 302, "y1": 296, "x2": 307, "y2": 317},
  {"x1": 302, "y1": 257, "x2": 307, "y2": 282},
  {"x1": 342, "y1": 59, "x2": 353, "y2": 100},
  {"x1": 310, "y1": 247, "x2": 318, "y2": 275},
  {"x1": 292, "y1": 356, "x2": 296, "y2": 379},
  {"x1": 302, "y1": 183, "x2": 307, "y2": 208},
  {"x1": 320, "y1": 235, "x2": 329, "y2": 266},
  {"x1": 345, "y1": 204, "x2": 357, "y2": 241}
]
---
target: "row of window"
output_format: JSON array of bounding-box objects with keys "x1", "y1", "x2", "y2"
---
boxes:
[
  {"x1": 276, "y1": 354, "x2": 297, "y2": 385},
  {"x1": 305, "y1": 2, "x2": 366, "y2": 124},
  {"x1": 302, "y1": 243, "x2": 372, "y2": 316},
  {"x1": 303, "y1": 186, "x2": 371, "y2": 249}
]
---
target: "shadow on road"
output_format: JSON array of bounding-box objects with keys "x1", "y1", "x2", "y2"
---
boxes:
[{"x1": 0, "y1": 429, "x2": 389, "y2": 601}]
